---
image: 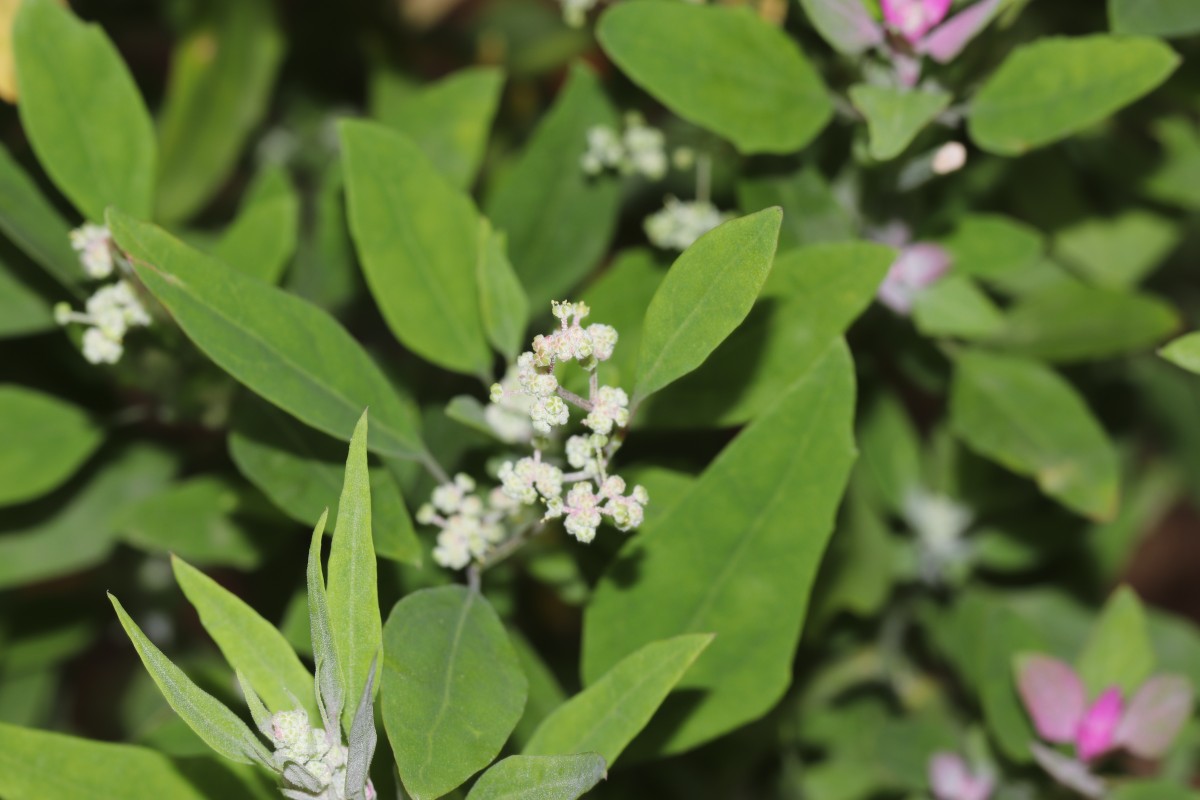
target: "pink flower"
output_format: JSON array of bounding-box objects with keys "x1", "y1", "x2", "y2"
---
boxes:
[
  {"x1": 882, "y1": 0, "x2": 951, "y2": 44},
  {"x1": 876, "y1": 242, "x2": 951, "y2": 315},
  {"x1": 928, "y1": 752, "x2": 994, "y2": 800}
]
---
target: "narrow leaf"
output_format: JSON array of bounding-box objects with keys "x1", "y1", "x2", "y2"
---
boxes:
[
  {"x1": 0, "y1": 142, "x2": 82, "y2": 292},
  {"x1": 211, "y1": 165, "x2": 299, "y2": 285},
  {"x1": 345, "y1": 659, "x2": 378, "y2": 800},
  {"x1": 467, "y1": 754, "x2": 607, "y2": 800},
  {"x1": 477, "y1": 219, "x2": 529, "y2": 363},
  {"x1": 308, "y1": 510, "x2": 343, "y2": 733}
]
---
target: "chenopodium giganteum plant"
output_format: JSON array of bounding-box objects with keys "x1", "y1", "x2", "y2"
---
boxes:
[{"x1": 110, "y1": 413, "x2": 381, "y2": 800}]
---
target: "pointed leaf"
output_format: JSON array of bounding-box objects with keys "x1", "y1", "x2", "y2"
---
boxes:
[
  {"x1": 849, "y1": 85, "x2": 951, "y2": 161},
  {"x1": 308, "y1": 510, "x2": 343, "y2": 733},
  {"x1": 107, "y1": 208, "x2": 426, "y2": 461},
  {"x1": 1115, "y1": 674, "x2": 1194, "y2": 758},
  {"x1": 1014, "y1": 654, "x2": 1086, "y2": 743},
  {"x1": 1077, "y1": 586, "x2": 1155, "y2": 696},
  {"x1": 345, "y1": 659, "x2": 378, "y2": 800},
  {"x1": 798, "y1": 0, "x2": 882, "y2": 55},
  {"x1": 0, "y1": 142, "x2": 83, "y2": 292},
  {"x1": 327, "y1": 411, "x2": 382, "y2": 731},
  {"x1": 382, "y1": 586, "x2": 528, "y2": 800},
  {"x1": 467, "y1": 754, "x2": 607, "y2": 800},
  {"x1": 13, "y1": 0, "x2": 155, "y2": 220},
  {"x1": 341, "y1": 119, "x2": 492, "y2": 378},
  {"x1": 236, "y1": 670, "x2": 274, "y2": 738},
  {"x1": 477, "y1": 219, "x2": 529, "y2": 363},
  {"x1": 950, "y1": 351, "x2": 1119, "y2": 520},
  {"x1": 109, "y1": 593, "x2": 271, "y2": 767},
  {"x1": 736, "y1": 167, "x2": 855, "y2": 252},
  {"x1": 172, "y1": 555, "x2": 316, "y2": 717},
  {"x1": 598, "y1": 3, "x2": 832, "y2": 154},
  {"x1": 525, "y1": 634, "x2": 711, "y2": 765},
  {"x1": 634, "y1": 208, "x2": 781, "y2": 405},
  {"x1": 1161, "y1": 332, "x2": 1200, "y2": 375},
  {"x1": 584, "y1": 341, "x2": 856, "y2": 755},
  {"x1": 912, "y1": 274, "x2": 1006, "y2": 340},
  {"x1": 485, "y1": 63, "x2": 620, "y2": 308},
  {"x1": 968, "y1": 35, "x2": 1179, "y2": 155},
  {"x1": 1054, "y1": 210, "x2": 1180, "y2": 289},
  {"x1": 0, "y1": 385, "x2": 101, "y2": 507},
  {"x1": 210, "y1": 166, "x2": 299, "y2": 285}
]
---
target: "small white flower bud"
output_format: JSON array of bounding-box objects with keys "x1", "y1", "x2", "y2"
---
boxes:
[
  {"x1": 489, "y1": 383, "x2": 505, "y2": 403},
  {"x1": 53, "y1": 302, "x2": 73, "y2": 326},
  {"x1": 69, "y1": 223, "x2": 114, "y2": 279},
  {"x1": 932, "y1": 141, "x2": 967, "y2": 175},
  {"x1": 81, "y1": 327, "x2": 122, "y2": 364}
]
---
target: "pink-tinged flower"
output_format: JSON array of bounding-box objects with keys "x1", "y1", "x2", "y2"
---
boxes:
[
  {"x1": 881, "y1": 0, "x2": 951, "y2": 44},
  {"x1": 876, "y1": 242, "x2": 951, "y2": 315},
  {"x1": 928, "y1": 752, "x2": 994, "y2": 800}
]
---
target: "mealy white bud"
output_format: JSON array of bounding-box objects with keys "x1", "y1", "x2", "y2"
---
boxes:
[
  {"x1": 81, "y1": 327, "x2": 122, "y2": 365},
  {"x1": 69, "y1": 223, "x2": 114, "y2": 279}
]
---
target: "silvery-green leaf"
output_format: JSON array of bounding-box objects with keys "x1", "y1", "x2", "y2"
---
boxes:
[
  {"x1": 307, "y1": 510, "x2": 343, "y2": 733},
  {"x1": 235, "y1": 670, "x2": 274, "y2": 739},
  {"x1": 345, "y1": 658, "x2": 378, "y2": 800}
]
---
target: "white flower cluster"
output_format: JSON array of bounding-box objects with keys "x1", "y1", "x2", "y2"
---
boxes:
[
  {"x1": 269, "y1": 709, "x2": 375, "y2": 800},
  {"x1": 55, "y1": 224, "x2": 151, "y2": 364},
  {"x1": 644, "y1": 196, "x2": 732, "y2": 251},
  {"x1": 421, "y1": 301, "x2": 649, "y2": 570},
  {"x1": 581, "y1": 113, "x2": 667, "y2": 181},
  {"x1": 903, "y1": 487, "x2": 974, "y2": 586},
  {"x1": 559, "y1": 0, "x2": 599, "y2": 27}
]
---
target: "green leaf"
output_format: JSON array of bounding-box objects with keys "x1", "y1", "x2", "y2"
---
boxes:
[
  {"x1": 912, "y1": 275, "x2": 1005, "y2": 340},
  {"x1": 992, "y1": 283, "x2": 1178, "y2": 362},
  {"x1": 577, "y1": 248, "x2": 663, "y2": 392},
  {"x1": 737, "y1": 167, "x2": 854, "y2": 252},
  {"x1": 116, "y1": 477, "x2": 267, "y2": 569},
  {"x1": 982, "y1": 607, "x2": 1044, "y2": 763},
  {"x1": 107, "y1": 208, "x2": 426, "y2": 461},
  {"x1": 639, "y1": 241, "x2": 891, "y2": 428},
  {"x1": 340, "y1": 119, "x2": 492, "y2": 379},
  {"x1": 950, "y1": 350, "x2": 1119, "y2": 520},
  {"x1": 1054, "y1": 210, "x2": 1180, "y2": 288},
  {"x1": 968, "y1": 35, "x2": 1179, "y2": 156},
  {"x1": 210, "y1": 166, "x2": 299, "y2": 285},
  {"x1": 0, "y1": 444, "x2": 174, "y2": 589},
  {"x1": 584, "y1": 341, "x2": 856, "y2": 754},
  {"x1": 0, "y1": 143, "x2": 83, "y2": 292},
  {"x1": 467, "y1": 754, "x2": 607, "y2": 800},
  {"x1": 858, "y1": 392, "x2": 922, "y2": 515},
  {"x1": 0, "y1": 722, "x2": 274, "y2": 800},
  {"x1": 172, "y1": 555, "x2": 316, "y2": 718},
  {"x1": 110, "y1": 594, "x2": 272, "y2": 767},
  {"x1": 227, "y1": 395, "x2": 421, "y2": 564},
  {"x1": 154, "y1": 0, "x2": 284, "y2": 222},
  {"x1": 509, "y1": 631, "x2": 568, "y2": 750},
  {"x1": 485, "y1": 63, "x2": 620, "y2": 309},
  {"x1": 0, "y1": 253, "x2": 56, "y2": 338},
  {"x1": 1145, "y1": 117, "x2": 1200, "y2": 211},
  {"x1": 1077, "y1": 586, "x2": 1155, "y2": 696},
  {"x1": 284, "y1": 161, "x2": 358, "y2": 313},
  {"x1": 307, "y1": 510, "x2": 343, "y2": 733},
  {"x1": 597, "y1": 4, "x2": 831, "y2": 154},
  {"x1": 525, "y1": 634, "x2": 712, "y2": 765},
  {"x1": 382, "y1": 586, "x2": 527, "y2": 800},
  {"x1": 1110, "y1": 0, "x2": 1200, "y2": 37},
  {"x1": 848, "y1": 85, "x2": 951, "y2": 161},
  {"x1": 940, "y1": 213, "x2": 1044, "y2": 288},
  {"x1": 634, "y1": 208, "x2": 782, "y2": 405},
  {"x1": 1110, "y1": 781, "x2": 1200, "y2": 800},
  {"x1": 371, "y1": 66, "x2": 504, "y2": 189},
  {"x1": 0, "y1": 386, "x2": 101, "y2": 507},
  {"x1": 327, "y1": 411, "x2": 382, "y2": 731},
  {"x1": 13, "y1": 0, "x2": 155, "y2": 220},
  {"x1": 1160, "y1": 332, "x2": 1200, "y2": 375},
  {"x1": 477, "y1": 219, "x2": 529, "y2": 363}
]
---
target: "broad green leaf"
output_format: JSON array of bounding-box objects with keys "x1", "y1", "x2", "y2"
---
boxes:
[
  {"x1": 210, "y1": 166, "x2": 299, "y2": 285},
  {"x1": 477, "y1": 219, "x2": 529, "y2": 363},
  {"x1": 227, "y1": 395, "x2": 420, "y2": 564},
  {"x1": 382, "y1": 586, "x2": 527, "y2": 800},
  {"x1": 525, "y1": 634, "x2": 711, "y2": 765},
  {"x1": 849, "y1": 85, "x2": 951, "y2": 161},
  {"x1": 1054, "y1": 211, "x2": 1180, "y2": 289},
  {"x1": 13, "y1": 0, "x2": 155, "y2": 220},
  {"x1": 737, "y1": 167, "x2": 855, "y2": 252},
  {"x1": 968, "y1": 35, "x2": 1179, "y2": 155},
  {"x1": 950, "y1": 350, "x2": 1119, "y2": 520},
  {"x1": 371, "y1": 66, "x2": 504, "y2": 189},
  {"x1": 171, "y1": 555, "x2": 316, "y2": 718},
  {"x1": 154, "y1": 0, "x2": 284, "y2": 222},
  {"x1": 509, "y1": 631, "x2": 568, "y2": 750},
  {"x1": 912, "y1": 275, "x2": 1005, "y2": 340},
  {"x1": 858, "y1": 392, "x2": 922, "y2": 515},
  {"x1": 0, "y1": 385, "x2": 101, "y2": 507},
  {"x1": 1077, "y1": 586, "x2": 1155, "y2": 696},
  {"x1": 633, "y1": 208, "x2": 782, "y2": 405},
  {"x1": 0, "y1": 142, "x2": 82, "y2": 292},
  {"x1": 1161, "y1": 332, "x2": 1200, "y2": 375},
  {"x1": 639, "y1": 241, "x2": 891, "y2": 428},
  {"x1": 340, "y1": 120, "x2": 492, "y2": 378},
  {"x1": 485, "y1": 63, "x2": 620, "y2": 308},
  {"x1": 0, "y1": 722, "x2": 274, "y2": 800},
  {"x1": 107, "y1": 208, "x2": 426, "y2": 461},
  {"x1": 110, "y1": 594, "x2": 272, "y2": 767},
  {"x1": 0, "y1": 252, "x2": 55, "y2": 338},
  {"x1": 0, "y1": 444, "x2": 174, "y2": 589},
  {"x1": 116, "y1": 477, "x2": 267, "y2": 569},
  {"x1": 1110, "y1": 782, "x2": 1200, "y2": 800},
  {"x1": 578, "y1": 248, "x2": 663, "y2": 391},
  {"x1": 598, "y1": 3, "x2": 831, "y2": 154},
  {"x1": 327, "y1": 411, "x2": 382, "y2": 730},
  {"x1": 584, "y1": 341, "x2": 856, "y2": 754},
  {"x1": 940, "y1": 213, "x2": 1044, "y2": 288},
  {"x1": 992, "y1": 283, "x2": 1178, "y2": 362},
  {"x1": 1110, "y1": 0, "x2": 1200, "y2": 37},
  {"x1": 467, "y1": 754, "x2": 607, "y2": 800}
]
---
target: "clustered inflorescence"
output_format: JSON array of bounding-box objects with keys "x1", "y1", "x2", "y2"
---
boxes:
[
  {"x1": 418, "y1": 300, "x2": 648, "y2": 571},
  {"x1": 268, "y1": 709, "x2": 372, "y2": 800},
  {"x1": 54, "y1": 223, "x2": 151, "y2": 364}
]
